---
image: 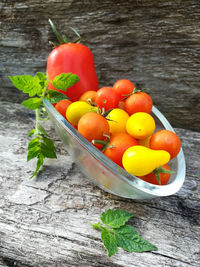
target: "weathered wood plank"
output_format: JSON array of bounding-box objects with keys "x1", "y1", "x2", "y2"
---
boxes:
[
  {"x1": 0, "y1": 0, "x2": 200, "y2": 131},
  {"x1": 0, "y1": 101, "x2": 199, "y2": 266}
]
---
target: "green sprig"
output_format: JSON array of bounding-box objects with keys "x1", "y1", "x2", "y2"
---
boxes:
[
  {"x1": 9, "y1": 72, "x2": 79, "y2": 178},
  {"x1": 91, "y1": 209, "x2": 157, "y2": 257}
]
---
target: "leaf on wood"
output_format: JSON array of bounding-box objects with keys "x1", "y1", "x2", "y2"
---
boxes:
[
  {"x1": 101, "y1": 227, "x2": 118, "y2": 257},
  {"x1": 101, "y1": 209, "x2": 134, "y2": 228},
  {"x1": 114, "y1": 225, "x2": 158, "y2": 252}
]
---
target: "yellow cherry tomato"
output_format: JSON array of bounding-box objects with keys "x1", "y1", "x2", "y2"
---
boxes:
[
  {"x1": 66, "y1": 101, "x2": 97, "y2": 126},
  {"x1": 126, "y1": 112, "x2": 155, "y2": 140},
  {"x1": 106, "y1": 108, "x2": 129, "y2": 134},
  {"x1": 122, "y1": 145, "x2": 170, "y2": 176}
]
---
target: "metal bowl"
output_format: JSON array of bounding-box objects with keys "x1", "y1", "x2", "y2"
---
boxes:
[{"x1": 44, "y1": 99, "x2": 186, "y2": 199}]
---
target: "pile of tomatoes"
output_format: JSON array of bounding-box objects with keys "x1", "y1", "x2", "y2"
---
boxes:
[{"x1": 54, "y1": 79, "x2": 181, "y2": 186}]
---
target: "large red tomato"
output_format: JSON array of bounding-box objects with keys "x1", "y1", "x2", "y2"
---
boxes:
[{"x1": 47, "y1": 43, "x2": 99, "y2": 102}]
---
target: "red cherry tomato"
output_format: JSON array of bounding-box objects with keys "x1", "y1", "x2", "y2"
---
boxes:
[
  {"x1": 124, "y1": 92, "x2": 153, "y2": 115},
  {"x1": 47, "y1": 43, "x2": 99, "y2": 101},
  {"x1": 55, "y1": 99, "x2": 72, "y2": 118},
  {"x1": 103, "y1": 133, "x2": 138, "y2": 167},
  {"x1": 138, "y1": 164, "x2": 171, "y2": 185},
  {"x1": 95, "y1": 87, "x2": 120, "y2": 112},
  {"x1": 113, "y1": 79, "x2": 135, "y2": 100},
  {"x1": 78, "y1": 113, "x2": 110, "y2": 142},
  {"x1": 150, "y1": 130, "x2": 181, "y2": 159}
]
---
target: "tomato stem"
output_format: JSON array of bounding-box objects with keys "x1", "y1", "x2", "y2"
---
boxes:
[
  {"x1": 92, "y1": 134, "x2": 111, "y2": 152},
  {"x1": 48, "y1": 18, "x2": 81, "y2": 45},
  {"x1": 153, "y1": 166, "x2": 175, "y2": 185}
]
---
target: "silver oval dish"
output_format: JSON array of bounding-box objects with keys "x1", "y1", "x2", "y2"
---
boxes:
[{"x1": 44, "y1": 99, "x2": 186, "y2": 199}]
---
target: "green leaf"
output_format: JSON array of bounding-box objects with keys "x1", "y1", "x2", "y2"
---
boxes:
[
  {"x1": 9, "y1": 75, "x2": 43, "y2": 97},
  {"x1": 28, "y1": 137, "x2": 39, "y2": 150},
  {"x1": 30, "y1": 154, "x2": 44, "y2": 178},
  {"x1": 27, "y1": 129, "x2": 35, "y2": 137},
  {"x1": 47, "y1": 90, "x2": 68, "y2": 103},
  {"x1": 52, "y1": 73, "x2": 80, "y2": 91},
  {"x1": 41, "y1": 136, "x2": 57, "y2": 158},
  {"x1": 101, "y1": 227, "x2": 118, "y2": 257},
  {"x1": 22, "y1": 98, "x2": 42, "y2": 110},
  {"x1": 36, "y1": 72, "x2": 46, "y2": 81},
  {"x1": 101, "y1": 209, "x2": 134, "y2": 229},
  {"x1": 36, "y1": 72, "x2": 46, "y2": 88},
  {"x1": 37, "y1": 123, "x2": 48, "y2": 136},
  {"x1": 114, "y1": 225, "x2": 158, "y2": 252},
  {"x1": 27, "y1": 146, "x2": 41, "y2": 161}
]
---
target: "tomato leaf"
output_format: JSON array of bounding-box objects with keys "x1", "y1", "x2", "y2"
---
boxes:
[
  {"x1": 36, "y1": 72, "x2": 47, "y2": 88},
  {"x1": 27, "y1": 146, "x2": 41, "y2": 162},
  {"x1": 114, "y1": 225, "x2": 158, "y2": 252},
  {"x1": 101, "y1": 209, "x2": 134, "y2": 229},
  {"x1": 28, "y1": 137, "x2": 40, "y2": 150},
  {"x1": 22, "y1": 98, "x2": 42, "y2": 110},
  {"x1": 37, "y1": 123, "x2": 48, "y2": 136},
  {"x1": 27, "y1": 129, "x2": 36, "y2": 137},
  {"x1": 52, "y1": 73, "x2": 80, "y2": 91},
  {"x1": 30, "y1": 154, "x2": 44, "y2": 178},
  {"x1": 41, "y1": 136, "x2": 57, "y2": 158},
  {"x1": 47, "y1": 90, "x2": 69, "y2": 103},
  {"x1": 101, "y1": 227, "x2": 118, "y2": 257},
  {"x1": 9, "y1": 75, "x2": 43, "y2": 97}
]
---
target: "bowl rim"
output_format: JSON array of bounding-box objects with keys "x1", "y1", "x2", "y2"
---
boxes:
[{"x1": 44, "y1": 99, "x2": 186, "y2": 197}]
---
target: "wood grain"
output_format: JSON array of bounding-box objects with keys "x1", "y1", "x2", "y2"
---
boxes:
[
  {"x1": 0, "y1": 101, "x2": 199, "y2": 266},
  {"x1": 0, "y1": 0, "x2": 200, "y2": 131}
]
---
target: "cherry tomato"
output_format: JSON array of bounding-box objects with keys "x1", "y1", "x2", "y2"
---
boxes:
[
  {"x1": 47, "y1": 43, "x2": 99, "y2": 101},
  {"x1": 150, "y1": 130, "x2": 181, "y2": 159},
  {"x1": 104, "y1": 133, "x2": 138, "y2": 167},
  {"x1": 126, "y1": 112, "x2": 155, "y2": 140},
  {"x1": 66, "y1": 101, "x2": 97, "y2": 126},
  {"x1": 78, "y1": 113, "x2": 110, "y2": 142},
  {"x1": 113, "y1": 79, "x2": 135, "y2": 100},
  {"x1": 106, "y1": 108, "x2": 129, "y2": 134},
  {"x1": 124, "y1": 92, "x2": 153, "y2": 115},
  {"x1": 55, "y1": 99, "x2": 72, "y2": 118},
  {"x1": 138, "y1": 164, "x2": 171, "y2": 185},
  {"x1": 122, "y1": 146, "x2": 170, "y2": 176},
  {"x1": 95, "y1": 87, "x2": 120, "y2": 112},
  {"x1": 79, "y1": 90, "x2": 97, "y2": 104}
]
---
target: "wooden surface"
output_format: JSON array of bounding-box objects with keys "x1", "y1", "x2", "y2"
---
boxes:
[
  {"x1": 1, "y1": 0, "x2": 200, "y2": 266},
  {"x1": 0, "y1": 0, "x2": 200, "y2": 131},
  {"x1": 0, "y1": 101, "x2": 200, "y2": 267}
]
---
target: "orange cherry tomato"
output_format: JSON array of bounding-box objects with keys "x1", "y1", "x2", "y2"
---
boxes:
[
  {"x1": 55, "y1": 99, "x2": 72, "y2": 118},
  {"x1": 138, "y1": 164, "x2": 171, "y2": 185},
  {"x1": 124, "y1": 92, "x2": 153, "y2": 115},
  {"x1": 113, "y1": 79, "x2": 135, "y2": 100},
  {"x1": 79, "y1": 90, "x2": 97, "y2": 103},
  {"x1": 104, "y1": 133, "x2": 138, "y2": 167},
  {"x1": 78, "y1": 113, "x2": 110, "y2": 142},
  {"x1": 150, "y1": 130, "x2": 181, "y2": 159}
]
